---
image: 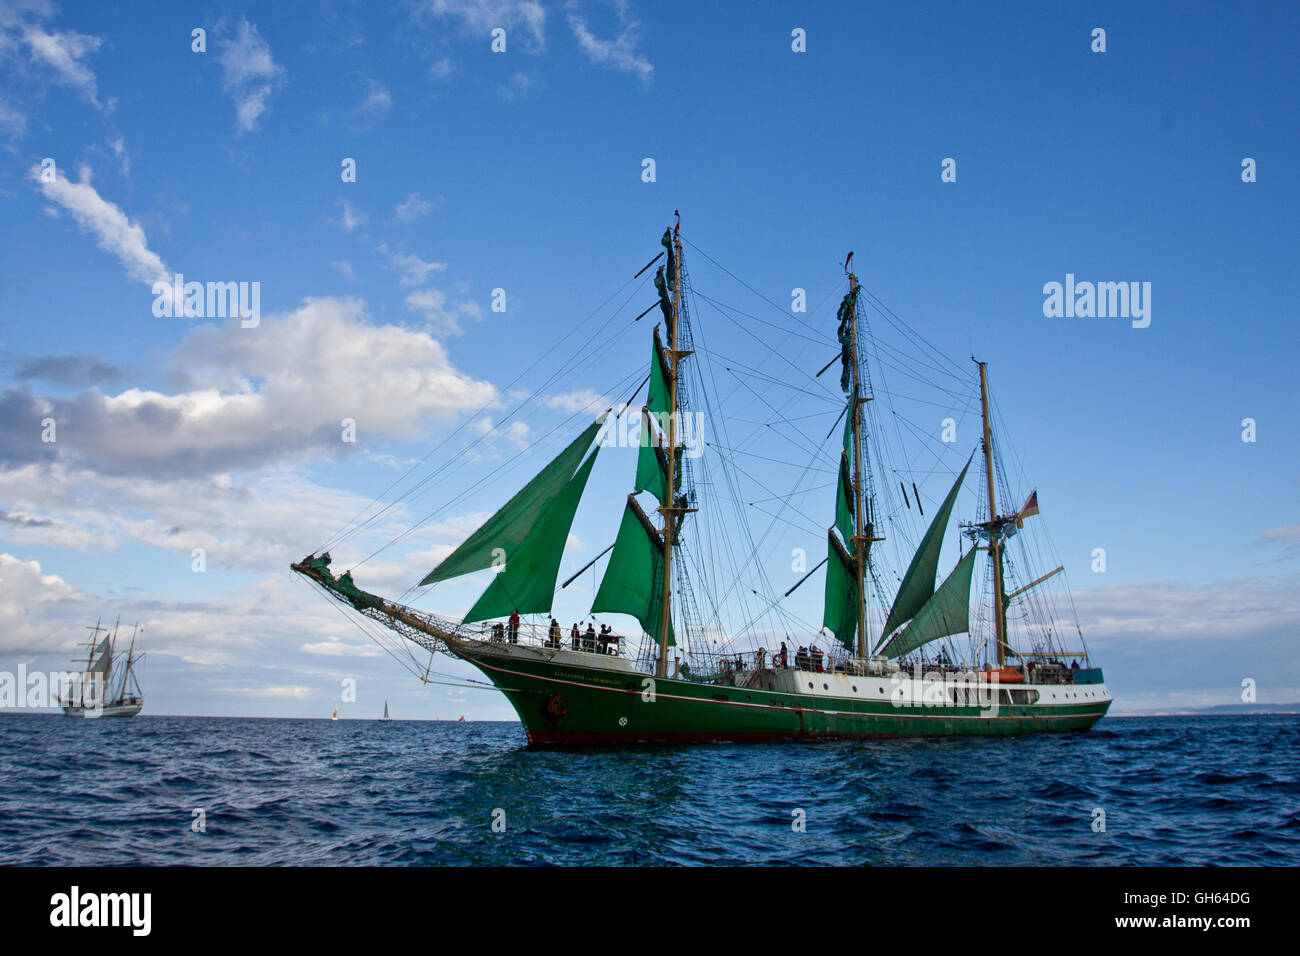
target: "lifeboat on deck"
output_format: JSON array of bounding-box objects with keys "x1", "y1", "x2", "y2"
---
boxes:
[{"x1": 979, "y1": 665, "x2": 1024, "y2": 684}]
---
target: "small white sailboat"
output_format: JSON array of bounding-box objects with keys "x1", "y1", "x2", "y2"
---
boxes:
[{"x1": 379, "y1": 700, "x2": 392, "y2": 722}]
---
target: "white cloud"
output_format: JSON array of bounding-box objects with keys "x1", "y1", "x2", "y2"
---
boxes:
[
  {"x1": 378, "y1": 243, "x2": 447, "y2": 286},
  {"x1": 544, "y1": 389, "x2": 611, "y2": 414},
  {"x1": 418, "y1": 0, "x2": 546, "y2": 51},
  {"x1": 218, "y1": 19, "x2": 283, "y2": 134},
  {"x1": 0, "y1": 552, "x2": 83, "y2": 651},
  {"x1": 30, "y1": 162, "x2": 170, "y2": 288},
  {"x1": 337, "y1": 200, "x2": 366, "y2": 232},
  {"x1": 403, "y1": 287, "x2": 482, "y2": 336},
  {"x1": 395, "y1": 192, "x2": 440, "y2": 223},
  {"x1": 0, "y1": 98, "x2": 24, "y2": 136},
  {"x1": 21, "y1": 25, "x2": 102, "y2": 104},
  {"x1": 1074, "y1": 575, "x2": 1300, "y2": 644},
  {"x1": 331, "y1": 260, "x2": 357, "y2": 280},
  {"x1": 1260, "y1": 523, "x2": 1300, "y2": 558},
  {"x1": 0, "y1": 297, "x2": 498, "y2": 480},
  {"x1": 108, "y1": 134, "x2": 128, "y2": 175},
  {"x1": 501, "y1": 70, "x2": 533, "y2": 101},
  {"x1": 301, "y1": 637, "x2": 381, "y2": 657},
  {"x1": 356, "y1": 79, "x2": 391, "y2": 117},
  {"x1": 242, "y1": 684, "x2": 313, "y2": 699},
  {"x1": 568, "y1": 3, "x2": 652, "y2": 84}
]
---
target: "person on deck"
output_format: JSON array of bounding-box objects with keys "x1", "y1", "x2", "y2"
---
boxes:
[
  {"x1": 811, "y1": 645, "x2": 824, "y2": 673},
  {"x1": 597, "y1": 624, "x2": 610, "y2": 654},
  {"x1": 777, "y1": 641, "x2": 789, "y2": 668},
  {"x1": 508, "y1": 609, "x2": 520, "y2": 644},
  {"x1": 570, "y1": 623, "x2": 581, "y2": 650},
  {"x1": 547, "y1": 618, "x2": 561, "y2": 648},
  {"x1": 584, "y1": 622, "x2": 597, "y2": 652}
]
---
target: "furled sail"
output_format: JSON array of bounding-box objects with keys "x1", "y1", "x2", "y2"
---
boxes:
[
  {"x1": 419, "y1": 418, "x2": 603, "y2": 586},
  {"x1": 591, "y1": 496, "x2": 674, "y2": 646},
  {"x1": 877, "y1": 456, "x2": 972, "y2": 648},
  {"x1": 878, "y1": 547, "x2": 977, "y2": 659},
  {"x1": 462, "y1": 447, "x2": 600, "y2": 623},
  {"x1": 836, "y1": 289, "x2": 855, "y2": 392},
  {"x1": 822, "y1": 529, "x2": 858, "y2": 650}
]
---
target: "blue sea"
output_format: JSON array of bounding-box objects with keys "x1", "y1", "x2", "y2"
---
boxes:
[{"x1": 1, "y1": 714, "x2": 1296, "y2": 866}]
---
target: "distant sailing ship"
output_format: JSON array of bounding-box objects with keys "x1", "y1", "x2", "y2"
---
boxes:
[
  {"x1": 294, "y1": 219, "x2": 1111, "y2": 744},
  {"x1": 331, "y1": 706, "x2": 339, "y2": 721},
  {"x1": 59, "y1": 618, "x2": 144, "y2": 718},
  {"x1": 380, "y1": 700, "x2": 392, "y2": 721}
]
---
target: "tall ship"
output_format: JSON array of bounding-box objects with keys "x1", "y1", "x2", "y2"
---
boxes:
[
  {"x1": 59, "y1": 618, "x2": 144, "y2": 718},
  {"x1": 293, "y1": 219, "x2": 1110, "y2": 744}
]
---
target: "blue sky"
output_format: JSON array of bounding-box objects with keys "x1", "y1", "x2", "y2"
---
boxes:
[{"x1": 1, "y1": 0, "x2": 1296, "y2": 718}]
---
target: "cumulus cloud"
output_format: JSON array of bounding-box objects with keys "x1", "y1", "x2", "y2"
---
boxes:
[
  {"x1": 11, "y1": 353, "x2": 121, "y2": 386},
  {"x1": 0, "y1": 552, "x2": 84, "y2": 651},
  {"x1": 0, "y1": 297, "x2": 497, "y2": 480},
  {"x1": 218, "y1": 19, "x2": 283, "y2": 134}
]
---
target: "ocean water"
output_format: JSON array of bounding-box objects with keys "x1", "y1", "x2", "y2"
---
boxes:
[{"x1": 1, "y1": 713, "x2": 1296, "y2": 866}]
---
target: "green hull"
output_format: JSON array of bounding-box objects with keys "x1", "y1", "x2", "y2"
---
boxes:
[{"x1": 454, "y1": 646, "x2": 1110, "y2": 745}]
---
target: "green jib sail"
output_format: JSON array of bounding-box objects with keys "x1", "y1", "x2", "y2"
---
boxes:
[
  {"x1": 419, "y1": 419, "x2": 602, "y2": 586},
  {"x1": 878, "y1": 546, "x2": 977, "y2": 659},
  {"x1": 823, "y1": 529, "x2": 858, "y2": 650},
  {"x1": 592, "y1": 498, "x2": 674, "y2": 646},
  {"x1": 462, "y1": 448, "x2": 600, "y2": 624},
  {"x1": 877, "y1": 456, "x2": 972, "y2": 647}
]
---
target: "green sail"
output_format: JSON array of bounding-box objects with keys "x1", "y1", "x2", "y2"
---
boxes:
[
  {"x1": 876, "y1": 456, "x2": 972, "y2": 648},
  {"x1": 835, "y1": 451, "x2": 854, "y2": 549},
  {"x1": 822, "y1": 529, "x2": 858, "y2": 650},
  {"x1": 634, "y1": 407, "x2": 669, "y2": 503},
  {"x1": 879, "y1": 546, "x2": 977, "y2": 659},
  {"x1": 419, "y1": 419, "x2": 602, "y2": 586},
  {"x1": 462, "y1": 448, "x2": 600, "y2": 624},
  {"x1": 591, "y1": 498, "x2": 674, "y2": 646},
  {"x1": 647, "y1": 328, "x2": 671, "y2": 418}
]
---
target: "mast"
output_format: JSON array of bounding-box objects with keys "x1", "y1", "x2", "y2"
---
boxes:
[
  {"x1": 81, "y1": 618, "x2": 101, "y2": 707},
  {"x1": 656, "y1": 227, "x2": 685, "y2": 679},
  {"x1": 977, "y1": 361, "x2": 1009, "y2": 666},
  {"x1": 846, "y1": 271, "x2": 868, "y2": 658},
  {"x1": 105, "y1": 615, "x2": 119, "y2": 693},
  {"x1": 122, "y1": 624, "x2": 139, "y2": 702}
]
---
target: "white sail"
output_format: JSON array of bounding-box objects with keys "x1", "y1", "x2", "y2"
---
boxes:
[{"x1": 87, "y1": 637, "x2": 111, "y2": 676}]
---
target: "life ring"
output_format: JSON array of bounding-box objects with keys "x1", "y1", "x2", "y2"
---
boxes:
[{"x1": 544, "y1": 693, "x2": 569, "y2": 720}]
